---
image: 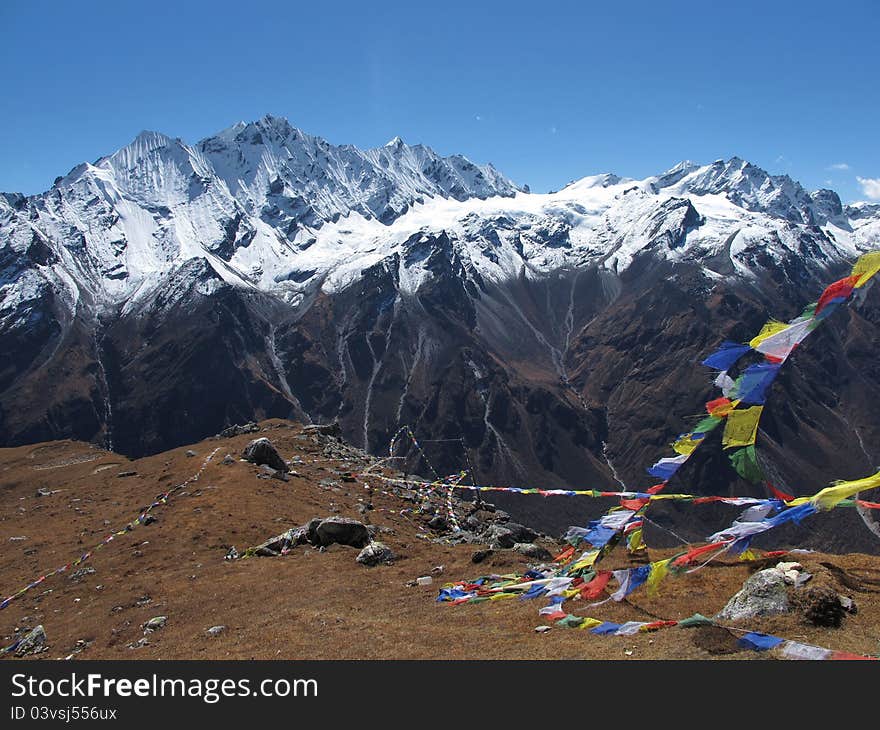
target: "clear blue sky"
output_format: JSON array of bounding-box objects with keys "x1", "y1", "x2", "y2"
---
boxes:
[{"x1": 2, "y1": 0, "x2": 878, "y2": 201}]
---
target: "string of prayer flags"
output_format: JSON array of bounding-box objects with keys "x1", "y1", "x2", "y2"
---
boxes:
[
  {"x1": 752, "y1": 318, "x2": 813, "y2": 362},
  {"x1": 721, "y1": 406, "x2": 764, "y2": 448}
]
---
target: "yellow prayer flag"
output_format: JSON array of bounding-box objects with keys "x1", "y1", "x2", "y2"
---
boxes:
[
  {"x1": 749, "y1": 320, "x2": 789, "y2": 349},
  {"x1": 577, "y1": 617, "x2": 604, "y2": 630},
  {"x1": 646, "y1": 558, "x2": 671, "y2": 597},
  {"x1": 852, "y1": 251, "x2": 880, "y2": 288},
  {"x1": 721, "y1": 406, "x2": 764, "y2": 448},
  {"x1": 570, "y1": 550, "x2": 600, "y2": 571},
  {"x1": 489, "y1": 592, "x2": 516, "y2": 601},
  {"x1": 672, "y1": 436, "x2": 701, "y2": 455},
  {"x1": 811, "y1": 471, "x2": 880, "y2": 511}
]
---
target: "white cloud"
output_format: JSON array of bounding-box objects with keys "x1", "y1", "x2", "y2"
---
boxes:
[
  {"x1": 857, "y1": 176, "x2": 880, "y2": 200},
  {"x1": 827, "y1": 162, "x2": 850, "y2": 171}
]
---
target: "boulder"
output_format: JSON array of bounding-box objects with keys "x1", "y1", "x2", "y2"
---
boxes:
[
  {"x1": 427, "y1": 515, "x2": 449, "y2": 532},
  {"x1": 482, "y1": 524, "x2": 515, "y2": 549},
  {"x1": 506, "y1": 522, "x2": 539, "y2": 544},
  {"x1": 716, "y1": 568, "x2": 789, "y2": 621},
  {"x1": 356, "y1": 542, "x2": 396, "y2": 566},
  {"x1": 800, "y1": 586, "x2": 846, "y2": 627},
  {"x1": 315, "y1": 517, "x2": 370, "y2": 548},
  {"x1": 242, "y1": 438, "x2": 287, "y2": 472},
  {"x1": 14, "y1": 625, "x2": 47, "y2": 656}
]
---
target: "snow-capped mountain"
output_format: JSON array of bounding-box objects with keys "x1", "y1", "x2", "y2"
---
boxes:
[{"x1": 1, "y1": 116, "x2": 878, "y2": 549}]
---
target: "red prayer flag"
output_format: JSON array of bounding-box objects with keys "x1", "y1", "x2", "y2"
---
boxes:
[
  {"x1": 816, "y1": 275, "x2": 860, "y2": 315},
  {"x1": 579, "y1": 570, "x2": 612, "y2": 600}
]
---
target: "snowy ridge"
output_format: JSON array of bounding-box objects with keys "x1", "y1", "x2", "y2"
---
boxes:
[{"x1": 1, "y1": 117, "x2": 878, "y2": 329}]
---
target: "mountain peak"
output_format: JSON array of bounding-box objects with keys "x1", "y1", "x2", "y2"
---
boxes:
[{"x1": 385, "y1": 135, "x2": 405, "y2": 148}]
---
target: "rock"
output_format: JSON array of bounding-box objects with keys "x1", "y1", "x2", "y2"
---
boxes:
[
  {"x1": 305, "y1": 518, "x2": 323, "y2": 545},
  {"x1": 717, "y1": 568, "x2": 789, "y2": 620},
  {"x1": 69, "y1": 566, "x2": 96, "y2": 581},
  {"x1": 776, "y1": 561, "x2": 802, "y2": 572},
  {"x1": 513, "y1": 542, "x2": 553, "y2": 560},
  {"x1": 207, "y1": 625, "x2": 226, "y2": 637},
  {"x1": 800, "y1": 586, "x2": 846, "y2": 627},
  {"x1": 219, "y1": 422, "x2": 261, "y2": 438},
  {"x1": 116, "y1": 470, "x2": 137, "y2": 478},
  {"x1": 142, "y1": 514, "x2": 157, "y2": 525},
  {"x1": 471, "y1": 548, "x2": 493, "y2": 564},
  {"x1": 259, "y1": 463, "x2": 290, "y2": 481},
  {"x1": 534, "y1": 625, "x2": 552, "y2": 633},
  {"x1": 35, "y1": 487, "x2": 53, "y2": 497},
  {"x1": 14, "y1": 625, "x2": 47, "y2": 656},
  {"x1": 356, "y1": 542, "x2": 395, "y2": 566},
  {"x1": 783, "y1": 569, "x2": 800, "y2": 585},
  {"x1": 242, "y1": 438, "x2": 287, "y2": 472},
  {"x1": 481, "y1": 524, "x2": 516, "y2": 549},
  {"x1": 143, "y1": 616, "x2": 167, "y2": 633},
  {"x1": 185, "y1": 450, "x2": 197, "y2": 458},
  {"x1": 302, "y1": 422, "x2": 342, "y2": 438},
  {"x1": 222, "y1": 454, "x2": 235, "y2": 465},
  {"x1": 252, "y1": 526, "x2": 309, "y2": 556},
  {"x1": 506, "y1": 522, "x2": 539, "y2": 544},
  {"x1": 315, "y1": 517, "x2": 370, "y2": 548},
  {"x1": 427, "y1": 515, "x2": 449, "y2": 531},
  {"x1": 839, "y1": 595, "x2": 857, "y2": 614}
]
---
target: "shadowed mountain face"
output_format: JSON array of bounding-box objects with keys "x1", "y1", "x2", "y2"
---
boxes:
[{"x1": 1, "y1": 118, "x2": 878, "y2": 549}]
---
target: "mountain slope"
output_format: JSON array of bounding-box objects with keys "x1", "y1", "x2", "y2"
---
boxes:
[{"x1": 1, "y1": 118, "x2": 878, "y2": 548}]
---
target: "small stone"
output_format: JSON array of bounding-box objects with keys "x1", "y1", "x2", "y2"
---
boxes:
[
  {"x1": 534, "y1": 625, "x2": 552, "y2": 633},
  {"x1": 142, "y1": 514, "x2": 157, "y2": 525},
  {"x1": 513, "y1": 542, "x2": 553, "y2": 561},
  {"x1": 185, "y1": 450, "x2": 197, "y2": 458},
  {"x1": 14, "y1": 625, "x2": 47, "y2": 656},
  {"x1": 356, "y1": 542, "x2": 396, "y2": 566},
  {"x1": 35, "y1": 487, "x2": 53, "y2": 497},
  {"x1": 222, "y1": 454, "x2": 235, "y2": 465},
  {"x1": 116, "y1": 471, "x2": 137, "y2": 478},
  {"x1": 207, "y1": 625, "x2": 226, "y2": 637},
  {"x1": 839, "y1": 595, "x2": 857, "y2": 614},
  {"x1": 471, "y1": 548, "x2": 493, "y2": 564},
  {"x1": 143, "y1": 616, "x2": 167, "y2": 633}
]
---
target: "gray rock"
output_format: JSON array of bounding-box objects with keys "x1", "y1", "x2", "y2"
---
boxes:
[
  {"x1": 839, "y1": 595, "x2": 857, "y2": 614},
  {"x1": 302, "y1": 422, "x2": 342, "y2": 438},
  {"x1": 717, "y1": 569, "x2": 789, "y2": 621},
  {"x1": 219, "y1": 422, "x2": 261, "y2": 438},
  {"x1": 207, "y1": 625, "x2": 226, "y2": 637},
  {"x1": 185, "y1": 450, "x2": 197, "y2": 458},
  {"x1": 69, "y1": 566, "x2": 96, "y2": 581},
  {"x1": 427, "y1": 515, "x2": 449, "y2": 531},
  {"x1": 116, "y1": 471, "x2": 137, "y2": 478},
  {"x1": 143, "y1": 616, "x2": 167, "y2": 633},
  {"x1": 242, "y1": 438, "x2": 287, "y2": 472},
  {"x1": 482, "y1": 524, "x2": 516, "y2": 549},
  {"x1": 356, "y1": 542, "x2": 396, "y2": 566},
  {"x1": 471, "y1": 548, "x2": 493, "y2": 564},
  {"x1": 315, "y1": 517, "x2": 369, "y2": 548},
  {"x1": 506, "y1": 522, "x2": 539, "y2": 544},
  {"x1": 513, "y1": 542, "x2": 553, "y2": 560},
  {"x1": 305, "y1": 518, "x2": 323, "y2": 545},
  {"x1": 253, "y1": 526, "x2": 308, "y2": 556},
  {"x1": 14, "y1": 625, "x2": 47, "y2": 656},
  {"x1": 222, "y1": 454, "x2": 235, "y2": 465}
]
